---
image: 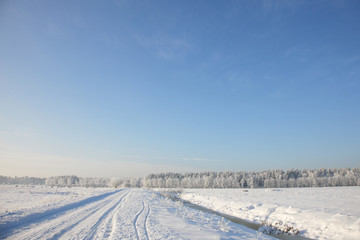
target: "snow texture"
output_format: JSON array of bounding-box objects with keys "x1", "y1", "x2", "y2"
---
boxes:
[
  {"x1": 180, "y1": 187, "x2": 360, "y2": 240},
  {"x1": 0, "y1": 185, "x2": 275, "y2": 239}
]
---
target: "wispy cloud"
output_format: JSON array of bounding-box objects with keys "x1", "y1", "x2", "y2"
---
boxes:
[
  {"x1": 283, "y1": 44, "x2": 333, "y2": 62},
  {"x1": 261, "y1": 0, "x2": 306, "y2": 13},
  {"x1": 135, "y1": 34, "x2": 193, "y2": 60},
  {"x1": 344, "y1": 55, "x2": 360, "y2": 64},
  {"x1": 46, "y1": 12, "x2": 86, "y2": 37},
  {"x1": 183, "y1": 157, "x2": 207, "y2": 162},
  {"x1": 122, "y1": 154, "x2": 218, "y2": 163},
  {"x1": 123, "y1": 154, "x2": 180, "y2": 162},
  {"x1": 183, "y1": 157, "x2": 218, "y2": 163},
  {"x1": 0, "y1": 129, "x2": 36, "y2": 137},
  {"x1": 217, "y1": 73, "x2": 254, "y2": 93}
]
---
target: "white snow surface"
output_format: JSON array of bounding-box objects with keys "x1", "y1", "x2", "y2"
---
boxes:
[
  {"x1": 180, "y1": 187, "x2": 360, "y2": 240},
  {"x1": 0, "y1": 185, "x2": 275, "y2": 239}
]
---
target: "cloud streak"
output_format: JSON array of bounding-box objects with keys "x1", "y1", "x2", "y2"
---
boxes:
[
  {"x1": 135, "y1": 34, "x2": 193, "y2": 60},
  {"x1": 0, "y1": 129, "x2": 37, "y2": 137},
  {"x1": 183, "y1": 157, "x2": 218, "y2": 163}
]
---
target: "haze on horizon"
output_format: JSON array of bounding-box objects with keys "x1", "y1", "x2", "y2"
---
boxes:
[{"x1": 1, "y1": 0, "x2": 359, "y2": 178}]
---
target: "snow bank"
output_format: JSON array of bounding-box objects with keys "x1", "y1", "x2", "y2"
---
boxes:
[{"x1": 180, "y1": 187, "x2": 360, "y2": 240}]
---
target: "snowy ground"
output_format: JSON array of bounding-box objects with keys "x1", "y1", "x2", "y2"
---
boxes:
[
  {"x1": 0, "y1": 185, "x2": 114, "y2": 224},
  {"x1": 0, "y1": 185, "x2": 276, "y2": 239},
  {"x1": 180, "y1": 187, "x2": 360, "y2": 240}
]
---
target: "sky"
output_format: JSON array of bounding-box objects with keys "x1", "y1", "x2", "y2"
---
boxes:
[{"x1": 1, "y1": 0, "x2": 359, "y2": 178}]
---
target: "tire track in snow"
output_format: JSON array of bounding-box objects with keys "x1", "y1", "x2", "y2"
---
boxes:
[
  {"x1": 92, "y1": 190, "x2": 130, "y2": 239},
  {"x1": 0, "y1": 190, "x2": 120, "y2": 237},
  {"x1": 133, "y1": 201, "x2": 146, "y2": 240},
  {"x1": 1, "y1": 190, "x2": 127, "y2": 240},
  {"x1": 143, "y1": 202, "x2": 151, "y2": 240},
  {"x1": 57, "y1": 190, "x2": 130, "y2": 239},
  {"x1": 108, "y1": 189, "x2": 133, "y2": 240},
  {"x1": 50, "y1": 197, "x2": 115, "y2": 239},
  {"x1": 87, "y1": 190, "x2": 130, "y2": 239},
  {"x1": 2, "y1": 194, "x2": 115, "y2": 239}
]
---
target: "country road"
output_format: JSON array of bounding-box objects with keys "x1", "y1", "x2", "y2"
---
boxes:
[{"x1": 0, "y1": 189, "x2": 275, "y2": 240}]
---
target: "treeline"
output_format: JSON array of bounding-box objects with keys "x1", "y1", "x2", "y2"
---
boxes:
[
  {"x1": 0, "y1": 175, "x2": 142, "y2": 188},
  {"x1": 0, "y1": 175, "x2": 45, "y2": 185},
  {"x1": 1, "y1": 167, "x2": 359, "y2": 188},
  {"x1": 45, "y1": 176, "x2": 110, "y2": 187},
  {"x1": 45, "y1": 176, "x2": 143, "y2": 188},
  {"x1": 143, "y1": 168, "x2": 360, "y2": 188},
  {"x1": 109, "y1": 177, "x2": 142, "y2": 188}
]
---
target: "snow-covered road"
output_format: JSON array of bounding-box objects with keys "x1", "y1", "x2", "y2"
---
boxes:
[{"x1": 0, "y1": 188, "x2": 275, "y2": 240}]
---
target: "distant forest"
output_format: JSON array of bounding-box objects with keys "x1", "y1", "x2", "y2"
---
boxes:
[
  {"x1": 0, "y1": 175, "x2": 139, "y2": 188},
  {"x1": 143, "y1": 168, "x2": 360, "y2": 188},
  {"x1": 1, "y1": 167, "x2": 359, "y2": 188}
]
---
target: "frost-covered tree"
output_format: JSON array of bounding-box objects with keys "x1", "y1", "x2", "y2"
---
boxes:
[
  {"x1": 0, "y1": 176, "x2": 45, "y2": 185},
  {"x1": 142, "y1": 167, "x2": 360, "y2": 189}
]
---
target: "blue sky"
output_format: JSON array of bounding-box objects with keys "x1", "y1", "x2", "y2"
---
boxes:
[{"x1": 1, "y1": 0, "x2": 359, "y2": 177}]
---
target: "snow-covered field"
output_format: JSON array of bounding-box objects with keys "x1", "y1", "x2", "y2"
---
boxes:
[
  {"x1": 0, "y1": 185, "x2": 275, "y2": 239},
  {"x1": 0, "y1": 185, "x2": 114, "y2": 224},
  {"x1": 180, "y1": 187, "x2": 360, "y2": 240},
  {"x1": 2, "y1": 185, "x2": 358, "y2": 239}
]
